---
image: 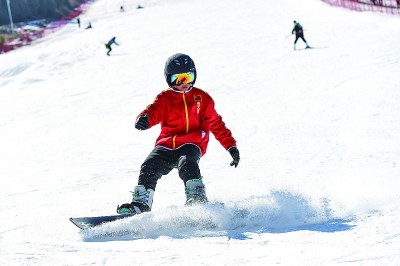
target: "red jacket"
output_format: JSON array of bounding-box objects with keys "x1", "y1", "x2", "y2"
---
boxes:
[{"x1": 138, "y1": 87, "x2": 236, "y2": 156}]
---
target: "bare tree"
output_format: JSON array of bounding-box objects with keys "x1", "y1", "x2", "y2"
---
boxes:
[{"x1": 0, "y1": 0, "x2": 83, "y2": 25}]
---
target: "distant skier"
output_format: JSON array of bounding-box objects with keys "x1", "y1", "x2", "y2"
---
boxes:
[
  {"x1": 292, "y1": 20, "x2": 310, "y2": 50},
  {"x1": 85, "y1": 22, "x2": 92, "y2": 29},
  {"x1": 117, "y1": 53, "x2": 240, "y2": 214},
  {"x1": 105, "y1": 37, "x2": 119, "y2": 56},
  {"x1": 77, "y1": 17, "x2": 81, "y2": 28}
]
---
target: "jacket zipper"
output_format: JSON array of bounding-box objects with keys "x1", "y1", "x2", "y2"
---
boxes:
[
  {"x1": 173, "y1": 93, "x2": 190, "y2": 149},
  {"x1": 173, "y1": 135, "x2": 177, "y2": 149},
  {"x1": 183, "y1": 93, "x2": 189, "y2": 133}
]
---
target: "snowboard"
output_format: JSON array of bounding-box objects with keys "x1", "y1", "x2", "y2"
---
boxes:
[
  {"x1": 70, "y1": 214, "x2": 136, "y2": 230},
  {"x1": 296, "y1": 46, "x2": 328, "y2": 51}
]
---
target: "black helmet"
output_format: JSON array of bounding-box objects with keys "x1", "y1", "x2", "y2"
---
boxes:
[{"x1": 164, "y1": 53, "x2": 197, "y2": 87}]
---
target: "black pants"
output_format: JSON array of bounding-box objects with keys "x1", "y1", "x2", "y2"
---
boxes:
[
  {"x1": 138, "y1": 144, "x2": 202, "y2": 191},
  {"x1": 105, "y1": 44, "x2": 112, "y2": 55},
  {"x1": 294, "y1": 34, "x2": 307, "y2": 44}
]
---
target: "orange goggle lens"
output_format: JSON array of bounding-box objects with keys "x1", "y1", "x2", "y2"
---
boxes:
[{"x1": 170, "y1": 72, "x2": 195, "y2": 85}]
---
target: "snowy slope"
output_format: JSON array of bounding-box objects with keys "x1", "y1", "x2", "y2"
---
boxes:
[{"x1": 1, "y1": 0, "x2": 400, "y2": 264}]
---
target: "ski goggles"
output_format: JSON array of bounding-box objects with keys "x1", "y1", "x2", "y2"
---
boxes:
[{"x1": 170, "y1": 72, "x2": 195, "y2": 85}]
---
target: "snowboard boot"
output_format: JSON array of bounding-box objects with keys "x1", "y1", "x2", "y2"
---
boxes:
[
  {"x1": 117, "y1": 185, "x2": 154, "y2": 214},
  {"x1": 185, "y1": 179, "x2": 208, "y2": 206}
]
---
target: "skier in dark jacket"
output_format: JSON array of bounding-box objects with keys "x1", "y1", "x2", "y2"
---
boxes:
[
  {"x1": 105, "y1": 37, "x2": 119, "y2": 56},
  {"x1": 117, "y1": 53, "x2": 240, "y2": 214},
  {"x1": 292, "y1": 20, "x2": 310, "y2": 50}
]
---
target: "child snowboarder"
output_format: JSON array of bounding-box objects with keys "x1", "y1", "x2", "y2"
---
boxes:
[
  {"x1": 117, "y1": 53, "x2": 240, "y2": 214},
  {"x1": 292, "y1": 20, "x2": 310, "y2": 50},
  {"x1": 105, "y1": 36, "x2": 119, "y2": 56}
]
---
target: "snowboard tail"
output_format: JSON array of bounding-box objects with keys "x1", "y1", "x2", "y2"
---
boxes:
[{"x1": 70, "y1": 214, "x2": 136, "y2": 230}]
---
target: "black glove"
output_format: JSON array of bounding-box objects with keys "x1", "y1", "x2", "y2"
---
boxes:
[
  {"x1": 228, "y1": 147, "x2": 240, "y2": 168},
  {"x1": 135, "y1": 114, "x2": 149, "y2": 130}
]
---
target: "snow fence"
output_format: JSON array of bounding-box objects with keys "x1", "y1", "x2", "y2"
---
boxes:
[{"x1": 321, "y1": 0, "x2": 400, "y2": 15}]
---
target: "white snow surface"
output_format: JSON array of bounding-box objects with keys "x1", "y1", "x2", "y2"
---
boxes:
[{"x1": 1, "y1": 0, "x2": 400, "y2": 265}]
